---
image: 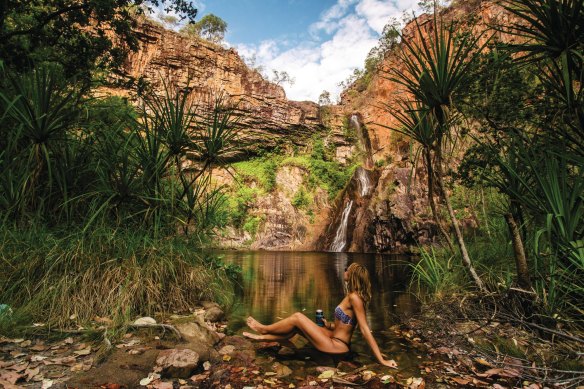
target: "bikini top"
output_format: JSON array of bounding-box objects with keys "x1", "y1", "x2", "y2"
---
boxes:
[{"x1": 334, "y1": 305, "x2": 357, "y2": 326}]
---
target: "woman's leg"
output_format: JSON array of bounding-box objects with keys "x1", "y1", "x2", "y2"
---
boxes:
[
  {"x1": 242, "y1": 329, "x2": 297, "y2": 341},
  {"x1": 246, "y1": 313, "x2": 348, "y2": 354}
]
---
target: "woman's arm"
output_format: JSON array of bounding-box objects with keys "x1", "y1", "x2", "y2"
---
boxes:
[
  {"x1": 322, "y1": 318, "x2": 335, "y2": 331},
  {"x1": 349, "y1": 293, "x2": 397, "y2": 368}
]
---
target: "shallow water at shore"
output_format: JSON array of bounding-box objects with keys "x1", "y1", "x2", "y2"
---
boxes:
[{"x1": 216, "y1": 250, "x2": 426, "y2": 373}]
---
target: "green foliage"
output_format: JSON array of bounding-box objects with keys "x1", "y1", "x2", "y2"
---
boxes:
[
  {"x1": 410, "y1": 248, "x2": 461, "y2": 298},
  {"x1": 338, "y1": 19, "x2": 401, "y2": 92},
  {"x1": 0, "y1": 0, "x2": 198, "y2": 79},
  {"x1": 233, "y1": 158, "x2": 279, "y2": 192},
  {"x1": 0, "y1": 224, "x2": 238, "y2": 333},
  {"x1": 291, "y1": 187, "x2": 311, "y2": 209},
  {"x1": 243, "y1": 216, "x2": 263, "y2": 237},
  {"x1": 181, "y1": 14, "x2": 227, "y2": 43},
  {"x1": 0, "y1": 65, "x2": 242, "y2": 237}
]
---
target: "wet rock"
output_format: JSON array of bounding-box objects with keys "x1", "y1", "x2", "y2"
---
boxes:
[
  {"x1": 204, "y1": 306, "x2": 224, "y2": 322},
  {"x1": 155, "y1": 349, "x2": 199, "y2": 378}
]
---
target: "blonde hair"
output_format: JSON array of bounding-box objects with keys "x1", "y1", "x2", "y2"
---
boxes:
[{"x1": 346, "y1": 263, "x2": 372, "y2": 308}]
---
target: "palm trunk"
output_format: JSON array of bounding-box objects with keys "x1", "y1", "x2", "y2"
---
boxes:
[
  {"x1": 435, "y1": 146, "x2": 486, "y2": 292},
  {"x1": 424, "y1": 148, "x2": 454, "y2": 252},
  {"x1": 504, "y1": 212, "x2": 531, "y2": 289}
]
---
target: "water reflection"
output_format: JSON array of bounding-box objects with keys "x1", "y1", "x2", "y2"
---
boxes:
[{"x1": 214, "y1": 251, "x2": 422, "y2": 369}]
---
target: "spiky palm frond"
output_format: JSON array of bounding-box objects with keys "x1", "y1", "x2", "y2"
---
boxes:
[{"x1": 388, "y1": 16, "x2": 490, "y2": 126}]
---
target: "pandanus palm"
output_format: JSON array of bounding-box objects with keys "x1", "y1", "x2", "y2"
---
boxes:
[
  {"x1": 386, "y1": 16, "x2": 490, "y2": 291},
  {"x1": 503, "y1": 0, "x2": 584, "y2": 154},
  {"x1": 381, "y1": 101, "x2": 454, "y2": 251}
]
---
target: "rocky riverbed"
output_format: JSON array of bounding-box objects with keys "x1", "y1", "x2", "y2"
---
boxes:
[{"x1": 1, "y1": 299, "x2": 581, "y2": 388}]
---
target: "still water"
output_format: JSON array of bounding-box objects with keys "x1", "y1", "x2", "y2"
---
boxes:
[{"x1": 217, "y1": 250, "x2": 425, "y2": 373}]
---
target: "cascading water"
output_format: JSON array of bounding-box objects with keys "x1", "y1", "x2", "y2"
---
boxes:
[
  {"x1": 324, "y1": 114, "x2": 377, "y2": 252},
  {"x1": 329, "y1": 200, "x2": 354, "y2": 252},
  {"x1": 350, "y1": 114, "x2": 373, "y2": 169},
  {"x1": 356, "y1": 167, "x2": 372, "y2": 197}
]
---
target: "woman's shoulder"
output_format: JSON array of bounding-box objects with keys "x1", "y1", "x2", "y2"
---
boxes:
[{"x1": 347, "y1": 292, "x2": 364, "y2": 305}]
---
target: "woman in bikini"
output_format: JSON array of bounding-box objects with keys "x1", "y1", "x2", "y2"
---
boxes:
[{"x1": 243, "y1": 263, "x2": 398, "y2": 368}]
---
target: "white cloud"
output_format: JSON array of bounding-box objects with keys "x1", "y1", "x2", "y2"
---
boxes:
[{"x1": 234, "y1": 0, "x2": 423, "y2": 102}]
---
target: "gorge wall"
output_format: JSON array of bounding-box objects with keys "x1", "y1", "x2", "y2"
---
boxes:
[{"x1": 106, "y1": 1, "x2": 515, "y2": 252}]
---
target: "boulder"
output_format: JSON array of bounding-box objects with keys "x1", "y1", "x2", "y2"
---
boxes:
[
  {"x1": 156, "y1": 349, "x2": 199, "y2": 378},
  {"x1": 175, "y1": 316, "x2": 220, "y2": 346},
  {"x1": 204, "y1": 306, "x2": 224, "y2": 322}
]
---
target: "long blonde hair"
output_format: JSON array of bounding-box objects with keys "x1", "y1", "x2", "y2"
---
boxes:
[{"x1": 346, "y1": 263, "x2": 372, "y2": 308}]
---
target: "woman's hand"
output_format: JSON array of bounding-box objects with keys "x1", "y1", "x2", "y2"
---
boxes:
[
  {"x1": 380, "y1": 359, "x2": 398, "y2": 368},
  {"x1": 322, "y1": 318, "x2": 333, "y2": 331}
]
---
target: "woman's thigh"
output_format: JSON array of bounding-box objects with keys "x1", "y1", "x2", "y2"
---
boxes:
[{"x1": 293, "y1": 313, "x2": 348, "y2": 354}]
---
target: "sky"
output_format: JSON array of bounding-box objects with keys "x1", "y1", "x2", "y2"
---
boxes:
[{"x1": 166, "y1": 0, "x2": 425, "y2": 102}]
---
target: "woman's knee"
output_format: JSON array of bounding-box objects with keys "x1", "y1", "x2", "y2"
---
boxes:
[{"x1": 292, "y1": 312, "x2": 306, "y2": 322}]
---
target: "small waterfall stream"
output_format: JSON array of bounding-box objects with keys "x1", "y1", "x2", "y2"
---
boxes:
[
  {"x1": 356, "y1": 167, "x2": 372, "y2": 197},
  {"x1": 329, "y1": 200, "x2": 353, "y2": 252},
  {"x1": 325, "y1": 114, "x2": 377, "y2": 253}
]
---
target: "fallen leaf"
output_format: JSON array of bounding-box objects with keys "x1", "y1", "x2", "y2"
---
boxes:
[
  {"x1": 24, "y1": 367, "x2": 40, "y2": 381},
  {"x1": 74, "y1": 347, "x2": 92, "y2": 356},
  {"x1": 476, "y1": 368, "x2": 521, "y2": 378},
  {"x1": 474, "y1": 357, "x2": 493, "y2": 368},
  {"x1": 31, "y1": 355, "x2": 48, "y2": 362},
  {"x1": 20, "y1": 340, "x2": 32, "y2": 347},
  {"x1": 41, "y1": 379, "x2": 54, "y2": 389},
  {"x1": 318, "y1": 370, "x2": 335, "y2": 379},
  {"x1": 264, "y1": 372, "x2": 277, "y2": 376},
  {"x1": 203, "y1": 361, "x2": 211, "y2": 371},
  {"x1": 452, "y1": 377, "x2": 471, "y2": 385},
  {"x1": 0, "y1": 371, "x2": 23, "y2": 384},
  {"x1": 101, "y1": 384, "x2": 122, "y2": 389},
  {"x1": 408, "y1": 377, "x2": 425, "y2": 389},
  {"x1": 152, "y1": 381, "x2": 173, "y2": 389},
  {"x1": 139, "y1": 372, "x2": 160, "y2": 386},
  {"x1": 63, "y1": 337, "x2": 74, "y2": 344},
  {"x1": 222, "y1": 354, "x2": 231, "y2": 362},
  {"x1": 0, "y1": 378, "x2": 21, "y2": 389}
]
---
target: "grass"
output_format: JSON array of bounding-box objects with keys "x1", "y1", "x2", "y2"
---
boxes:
[{"x1": 0, "y1": 223, "x2": 239, "y2": 335}]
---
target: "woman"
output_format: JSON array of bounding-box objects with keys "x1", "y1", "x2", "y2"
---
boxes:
[{"x1": 243, "y1": 263, "x2": 398, "y2": 368}]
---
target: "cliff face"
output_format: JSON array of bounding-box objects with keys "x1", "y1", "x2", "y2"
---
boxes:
[
  {"x1": 101, "y1": 2, "x2": 515, "y2": 252},
  {"x1": 321, "y1": 1, "x2": 519, "y2": 253},
  {"x1": 101, "y1": 22, "x2": 324, "y2": 155}
]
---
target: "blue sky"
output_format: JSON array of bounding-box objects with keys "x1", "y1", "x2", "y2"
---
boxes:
[
  {"x1": 165, "y1": 0, "x2": 425, "y2": 101},
  {"x1": 195, "y1": 0, "x2": 338, "y2": 45}
]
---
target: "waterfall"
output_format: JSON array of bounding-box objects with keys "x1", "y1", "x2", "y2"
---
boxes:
[
  {"x1": 330, "y1": 200, "x2": 354, "y2": 252},
  {"x1": 356, "y1": 167, "x2": 372, "y2": 197},
  {"x1": 350, "y1": 114, "x2": 373, "y2": 168}
]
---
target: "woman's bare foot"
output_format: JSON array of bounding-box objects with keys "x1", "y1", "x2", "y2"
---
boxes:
[
  {"x1": 246, "y1": 316, "x2": 266, "y2": 334},
  {"x1": 242, "y1": 331, "x2": 263, "y2": 340}
]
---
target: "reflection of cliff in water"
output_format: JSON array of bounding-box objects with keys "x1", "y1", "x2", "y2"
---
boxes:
[{"x1": 217, "y1": 251, "x2": 418, "y2": 333}]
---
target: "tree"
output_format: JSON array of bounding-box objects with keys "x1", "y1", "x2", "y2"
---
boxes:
[
  {"x1": 271, "y1": 70, "x2": 295, "y2": 87},
  {"x1": 385, "y1": 16, "x2": 490, "y2": 292},
  {"x1": 318, "y1": 91, "x2": 332, "y2": 106},
  {"x1": 0, "y1": 0, "x2": 197, "y2": 79},
  {"x1": 182, "y1": 14, "x2": 227, "y2": 43}
]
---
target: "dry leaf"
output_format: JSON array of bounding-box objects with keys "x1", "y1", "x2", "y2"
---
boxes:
[
  {"x1": 0, "y1": 371, "x2": 23, "y2": 384},
  {"x1": 222, "y1": 354, "x2": 231, "y2": 362},
  {"x1": 476, "y1": 368, "x2": 521, "y2": 378},
  {"x1": 452, "y1": 377, "x2": 471, "y2": 385},
  {"x1": 318, "y1": 370, "x2": 335, "y2": 379},
  {"x1": 74, "y1": 347, "x2": 92, "y2": 356}
]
